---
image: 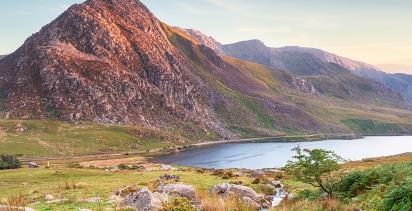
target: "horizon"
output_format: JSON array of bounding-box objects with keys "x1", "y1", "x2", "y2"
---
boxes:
[{"x1": 0, "y1": 0, "x2": 411, "y2": 74}]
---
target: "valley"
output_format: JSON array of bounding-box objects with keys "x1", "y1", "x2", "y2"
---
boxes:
[{"x1": 0, "y1": 0, "x2": 412, "y2": 210}]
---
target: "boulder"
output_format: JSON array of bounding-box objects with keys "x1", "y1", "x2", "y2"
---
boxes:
[
  {"x1": 84, "y1": 197, "x2": 101, "y2": 203},
  {"x1": 159, "y1": 164, "x2": 176, "y2": 171},
  {"x1": 28, "y1": 162, "x2": 39, "y2": 168},
  {"x1": 250, "y1": 170, "x2": 265, "y2": 178},
  {"x1": 157, "y1": 184, "x2": 197, "y2": 201},
  {"x1": 45, "y1": 194, "x2": 54, "y2": 200},
  {"x1": 123, "y1": 187, "x2": 168, "y2": 211},
  {"x1": 210, "y1": 183, "x2": 272, "y2": 208},
  {"x1": 210, "y1": 183, "x2": 262, "y2": 201}
]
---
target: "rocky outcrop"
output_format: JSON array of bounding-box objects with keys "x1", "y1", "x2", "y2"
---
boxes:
[
  {"x1": 157, "y1": 183, "x2": 197, "y2": 202},
  {"x1": 124, "y1": 188, "x2": 168, "y2": 211},
  {"x1": 210, "y1": 183, "x2": 270, "y2": 208},
  {"x1": 114, "y1": 183, "x2": 198, "y2": 210}
]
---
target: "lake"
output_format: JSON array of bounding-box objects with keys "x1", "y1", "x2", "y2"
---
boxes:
[{"x1": 152, "y1": 136, "x2": 412, "y2": 169}]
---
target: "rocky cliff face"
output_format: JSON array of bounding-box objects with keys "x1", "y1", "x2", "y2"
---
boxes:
[{"x1": 0, "y1": 0, "x2": 224, "y2": 133}]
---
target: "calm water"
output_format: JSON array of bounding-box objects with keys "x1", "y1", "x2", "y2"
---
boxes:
[{"x1": 153, "y1": 136, "x2": 412, "y2": 169}]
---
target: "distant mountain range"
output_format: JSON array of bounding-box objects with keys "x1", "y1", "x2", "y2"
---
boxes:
[
  {"x1": 0, "y1": 0, "x2": 412, "y2": 138},
  {"x1": 183, "y1": 30, "x2": 412, "y2": 103}
]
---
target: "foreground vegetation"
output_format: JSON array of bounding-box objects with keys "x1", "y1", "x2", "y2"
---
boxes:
[{"x1": 0, "y1": 152, "x2": 411, "y2": 210}]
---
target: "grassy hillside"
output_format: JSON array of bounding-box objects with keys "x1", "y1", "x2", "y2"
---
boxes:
[
  {"x1": 0, "y1": 120, "x2": 219, "y2": 157},
  {"x1": 162, "y1": 24, "x2": 412, "y2": 137}
]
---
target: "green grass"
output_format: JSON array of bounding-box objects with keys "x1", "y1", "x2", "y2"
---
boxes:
[
  {"x1": 342, "y1": 119, "x2": 412, "y2": 135},
  {"x1": 0, "y1": 166, "x2": 257, "y2": 210},
  {"x1": 0, "y1": 120, "x2": 209, "y2": 157}
]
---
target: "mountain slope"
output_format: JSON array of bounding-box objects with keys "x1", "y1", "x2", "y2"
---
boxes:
[
  {"x1": 221, "y1": 40, "x2": 412, "y2": 104},
  {"x1": 0, "y1": 0, "x2": 412, "y2": 140},
  {"x1": 220, "y1": 40, "x2": 403, "y2": 104}
]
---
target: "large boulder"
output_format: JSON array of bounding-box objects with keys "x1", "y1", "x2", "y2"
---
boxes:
[
  {"x1": 210, "y1": 183, "x2": 268, "y2": 208},
  {"x1": 250, "y1": 170, "x2": 265, "y2": 178},
  {"x1": 123, "y1": 187, "x2": 168, "y2": 211},
  {"x1": 157, "y1": 183, "x2": 197, "y2": 202},
  {"x1": 28, "y1": 162, "x2": 39, "y2": 168},
  {"x1": 159, "y1": 164, "x2": 176, "y2": 171},
  {"x1": 210, "y1": 183, "x2": 262, "y2": 200}
]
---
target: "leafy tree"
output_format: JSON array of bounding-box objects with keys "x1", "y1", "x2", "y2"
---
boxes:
[
  {"x1": 285, "y1": 146, "x2": 345, "y2": 197},
  {"x1": 0, "y1": 154, "x2": 21, "y2": 170}
]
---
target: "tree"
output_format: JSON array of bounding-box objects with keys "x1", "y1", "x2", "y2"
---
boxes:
[{"x1": 285, "y1": 146, "x2": 345, "y2": 197}]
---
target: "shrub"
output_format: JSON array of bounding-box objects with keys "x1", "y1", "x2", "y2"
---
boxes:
[
  {"x1": 161, "y1": 197, "x2": 195, "y2": 211},
  {"x1": 382, "y1": 181, "x2": 412, "y2": 211},
  {"x1": 0, "y1": 154, "x2": 21, "y2": 170},
  {"x1": 118, "y1": 163, "x2": 128, "y2": 170},
  {"x1": 335, "y1": 164, "x2": 402, "y2": 199}
]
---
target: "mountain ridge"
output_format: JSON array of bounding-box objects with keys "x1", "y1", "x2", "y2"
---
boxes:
[{"x1": 183, "y1": 30, "x2": 412, "y2": 104}]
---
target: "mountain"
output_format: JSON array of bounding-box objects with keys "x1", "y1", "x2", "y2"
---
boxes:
[
  {"x1": 0, "y1": 0, "x2": 230, "y2": 136},
  {"x1": 219, "y1": 40, "x2": 402, "y2": 103},
  {"x1": 181, "y1": 28, "x2": 223, "y2": 54},
  {"x1": 219, "y1": 39, "x2": 412, "y2": 103},
  {"x1": 1, "y1": 0, "x2": 412, "y2": 139}
]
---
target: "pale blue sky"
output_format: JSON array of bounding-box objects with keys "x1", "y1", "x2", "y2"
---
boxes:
[{"x1": 1, "y1": 0, "x2": 411, "y2": 72}]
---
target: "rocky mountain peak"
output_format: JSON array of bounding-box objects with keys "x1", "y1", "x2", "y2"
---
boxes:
[{"x1": 0, "y1": 0, "x2": 212, "y2": 127}]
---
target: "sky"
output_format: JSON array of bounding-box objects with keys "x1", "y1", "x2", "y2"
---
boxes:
[{"x1": 0, "y1": 0, "x2": 411, "y2": 73}]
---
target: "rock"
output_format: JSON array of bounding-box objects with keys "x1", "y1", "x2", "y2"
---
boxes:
[
  {"x1": 210, "y1": 183, "x2": 268, "y2": 208},
  {"x1": 15, "y1": 123, "x2": 28, "y2": 133},
  {"x1": 79, "y1": 209, "x2": 92, "y2": 211},
  {"x1": 85, "y1": 197, "x2": 101, "y2": 203},
  {"x1": 45, "y1": 194, "x2": 54, "y2": 200},
  {"x1": 159, "y1": 174, "x2": 180, "y2": 181},
  {"x1": 28, "y1": 162, "x2": 39, "y2": 168},
  {"x1": 210, "y1": 183, "x2": 262, "y2": 201},
  {"x1": 271, "y1": 180, "x2": 283, "y2": 188},
  {"x1": 242, "y1": 196, "x2": 261, "y2": 208},
  {"x1": 46, "y1": 198, "x2": 68, "y2": 204},
  {"x1": 233, "y1": 171, "x2": 244, "y2": 177},
  {"x1": 157, "y1": 183, "x2": 197, "y2": 201},
  {"x1": 250, "y1": 170, "x2": 265, "y2": 178},
  {"x1": 123, "y1": 187, "x2": 168, "y2": 211},
  {"x1": 159, "y1": 164, "x2": 176, "y2": 171}
]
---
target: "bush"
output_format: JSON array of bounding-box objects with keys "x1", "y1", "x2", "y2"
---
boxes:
[
  {"x1": 117, "y1": 163, "x2": 128, "y2": 170},
  {"x1": 335, "y1": 164, "x2": 402, "y2": 199},
  {"x1": 295, "y1": 189, "x2": 324, "y2": 201},
  {"x1": 0, "y1": 154, "x2": 21, "y2": 170},
  {"x1": 161, "y1": 197, "x2": 195, "y2": 211},
  {"x1": 382, "y1": 181, "x2": 412, "y2": 211}
]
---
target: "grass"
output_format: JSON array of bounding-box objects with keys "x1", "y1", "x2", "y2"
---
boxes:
[
  {"x1": 0, "y1": 119, "x2": 216, "y2": 157},
  {"x1": 342, "y1": 118, "x2": 412, "y2": 135},
  {"x1": 0, "y1": 153, "x2": 411, "y2": 210},
  {"x1": 0, "y1": 165, "x2": 263, "y2": 210}
]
